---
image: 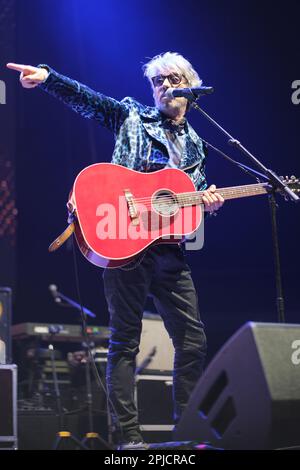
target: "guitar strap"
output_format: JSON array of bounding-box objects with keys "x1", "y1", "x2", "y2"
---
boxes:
[{"x1": 48, "y1": 222, "x2": 75, "y2": 252}]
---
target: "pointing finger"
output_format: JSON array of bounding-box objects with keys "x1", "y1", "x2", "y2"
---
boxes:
[
  {"x1": 7, "y1": 63, "x2": 27, "y2": 72},
  {"x1": 7, "y1": 63, "x2": 37, "y2": 74}
]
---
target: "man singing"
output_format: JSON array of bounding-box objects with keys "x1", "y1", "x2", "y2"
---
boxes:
[{"x1": 7, "y1": 52, "x2": 224, "y2": 449}]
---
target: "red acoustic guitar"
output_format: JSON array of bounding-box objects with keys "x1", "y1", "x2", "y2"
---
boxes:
[{"x1": 49, "y1": 163, "x2": 299, "y2": 268}]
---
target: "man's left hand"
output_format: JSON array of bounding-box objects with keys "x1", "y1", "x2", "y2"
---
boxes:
[{"x1": 202, "y1": 185, "x2": 224, "y2": 213}]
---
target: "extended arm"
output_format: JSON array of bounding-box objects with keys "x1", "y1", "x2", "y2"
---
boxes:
[{"x1": 6, "y1": 62, "x2": 129, "y2": 133}]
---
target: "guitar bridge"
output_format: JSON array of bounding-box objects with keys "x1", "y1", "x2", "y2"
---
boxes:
[{"x1": 124, "y1": 189, "x2": 140, "y2": 226}]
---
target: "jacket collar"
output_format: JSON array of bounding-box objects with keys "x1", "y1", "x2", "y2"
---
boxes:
[
  {"x1": 139, "y1": 103, "x2": 204, "y2": 167},
  {"x1": 139, "y1": 105, "x2": 162, "y2": 121},
  {"x1": 140, "y1": 105, "x2": 200, "y2": 140},
  {"x1": 141, "y1": 106, "x2": 202, "y2": 145}
]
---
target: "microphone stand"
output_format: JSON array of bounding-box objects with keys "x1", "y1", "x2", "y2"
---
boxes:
[
  {"x1": 48, "y1": 333, "x2": 88, "y2": 450},
  {"x1": 191, "y1": 100, "x2": 299, "y2": 323},
  {"x1": 50, "y1": 286, "x2": 96, "y2": 319},
  {"x1": 50, "y1": 287, "x2": 111, "y2": 449}
]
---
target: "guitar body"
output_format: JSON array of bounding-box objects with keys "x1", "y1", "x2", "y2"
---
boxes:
[{"x1": 71, "y1": 163, "x2": 202, "y2": 268}]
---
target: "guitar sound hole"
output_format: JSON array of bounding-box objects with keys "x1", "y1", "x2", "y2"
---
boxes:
[{"x1": 152, "y1": 190, "x2": 179, "y2": 216}]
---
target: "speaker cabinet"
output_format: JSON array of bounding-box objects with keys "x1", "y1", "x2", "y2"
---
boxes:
[
  {"x1": 0, "y1": 365, "x2": 17, "y2": 449},
  {"x1": 175, "y1": 322, "x2": 300, "y2": 449},
  {"x1": 0, "y1": 287, "x2": 12, "y2": 364},
  {"x1": 135, "y1": 373, "x2": 174, "y2": 443}
]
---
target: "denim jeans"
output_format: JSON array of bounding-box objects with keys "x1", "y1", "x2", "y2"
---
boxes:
[{"x1": 102, "y1": 244, "x2": 207, "y2": 443}]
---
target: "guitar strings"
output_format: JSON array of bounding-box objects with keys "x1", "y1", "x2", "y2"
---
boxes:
[{"x1": 129, "y1": 183, "x2": 268, "y2": 208}]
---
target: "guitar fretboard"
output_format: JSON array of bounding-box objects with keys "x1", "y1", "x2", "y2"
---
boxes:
[{"x1": 176, "y1": 183, "x2": 269, "y2": 207}]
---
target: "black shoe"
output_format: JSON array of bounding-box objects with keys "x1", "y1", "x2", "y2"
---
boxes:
[{"x1": 117, "y1": 441, "x2": 149, "y2": 450}]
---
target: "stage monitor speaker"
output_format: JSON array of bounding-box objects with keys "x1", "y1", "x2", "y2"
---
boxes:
[
  {"x1": 0, "y1": 287, "x2": 12, "y2": 364},
  {"x1": 175, "y1": 322, "x2": 300, "y2": 450}
]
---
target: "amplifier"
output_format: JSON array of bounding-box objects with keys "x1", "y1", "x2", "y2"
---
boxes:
[
  {"x1": 0, "y1": 364, "x2": 17, "y2": 449},
  {"x1": 135, "y1": 373, "x2": 174, "y2": 443},
  {"x1": 137, "y1": 313, "x2": 174, "y2": 373}
]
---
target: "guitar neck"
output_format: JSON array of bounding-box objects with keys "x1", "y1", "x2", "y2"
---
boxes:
[{"x1": 177, "y1": 182, "x2": 269, "y2": 207}]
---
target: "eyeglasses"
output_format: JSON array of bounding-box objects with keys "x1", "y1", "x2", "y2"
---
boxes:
[{"x1": 151, "y1": 73, "x2": 185, "y2": 88}]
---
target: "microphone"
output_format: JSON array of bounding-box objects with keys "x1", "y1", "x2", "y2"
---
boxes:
[
  {"x1": 48, "y1": 284, "x2": 61, "y2": 303},
  {"x1": 165, "y1": 86, "x2": 214, "y2": 101}
]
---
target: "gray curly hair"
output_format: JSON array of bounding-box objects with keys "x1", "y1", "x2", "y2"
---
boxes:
[{"x1": 143, "y1": 52, "x2": 202, "y2": 88}]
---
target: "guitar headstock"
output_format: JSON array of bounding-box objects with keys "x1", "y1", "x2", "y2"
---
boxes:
[{"x1": 280, "y1": 175, "x2": 300, "y2": 194}]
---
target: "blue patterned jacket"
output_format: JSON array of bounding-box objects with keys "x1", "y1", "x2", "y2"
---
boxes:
[{"x1": 39, "y1": 67, "x2": 207, "y2": 190}]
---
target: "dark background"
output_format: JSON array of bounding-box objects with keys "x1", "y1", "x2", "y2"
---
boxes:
[{"x1": 1, "y1": 0, "x2": 300, "y2": 363}]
